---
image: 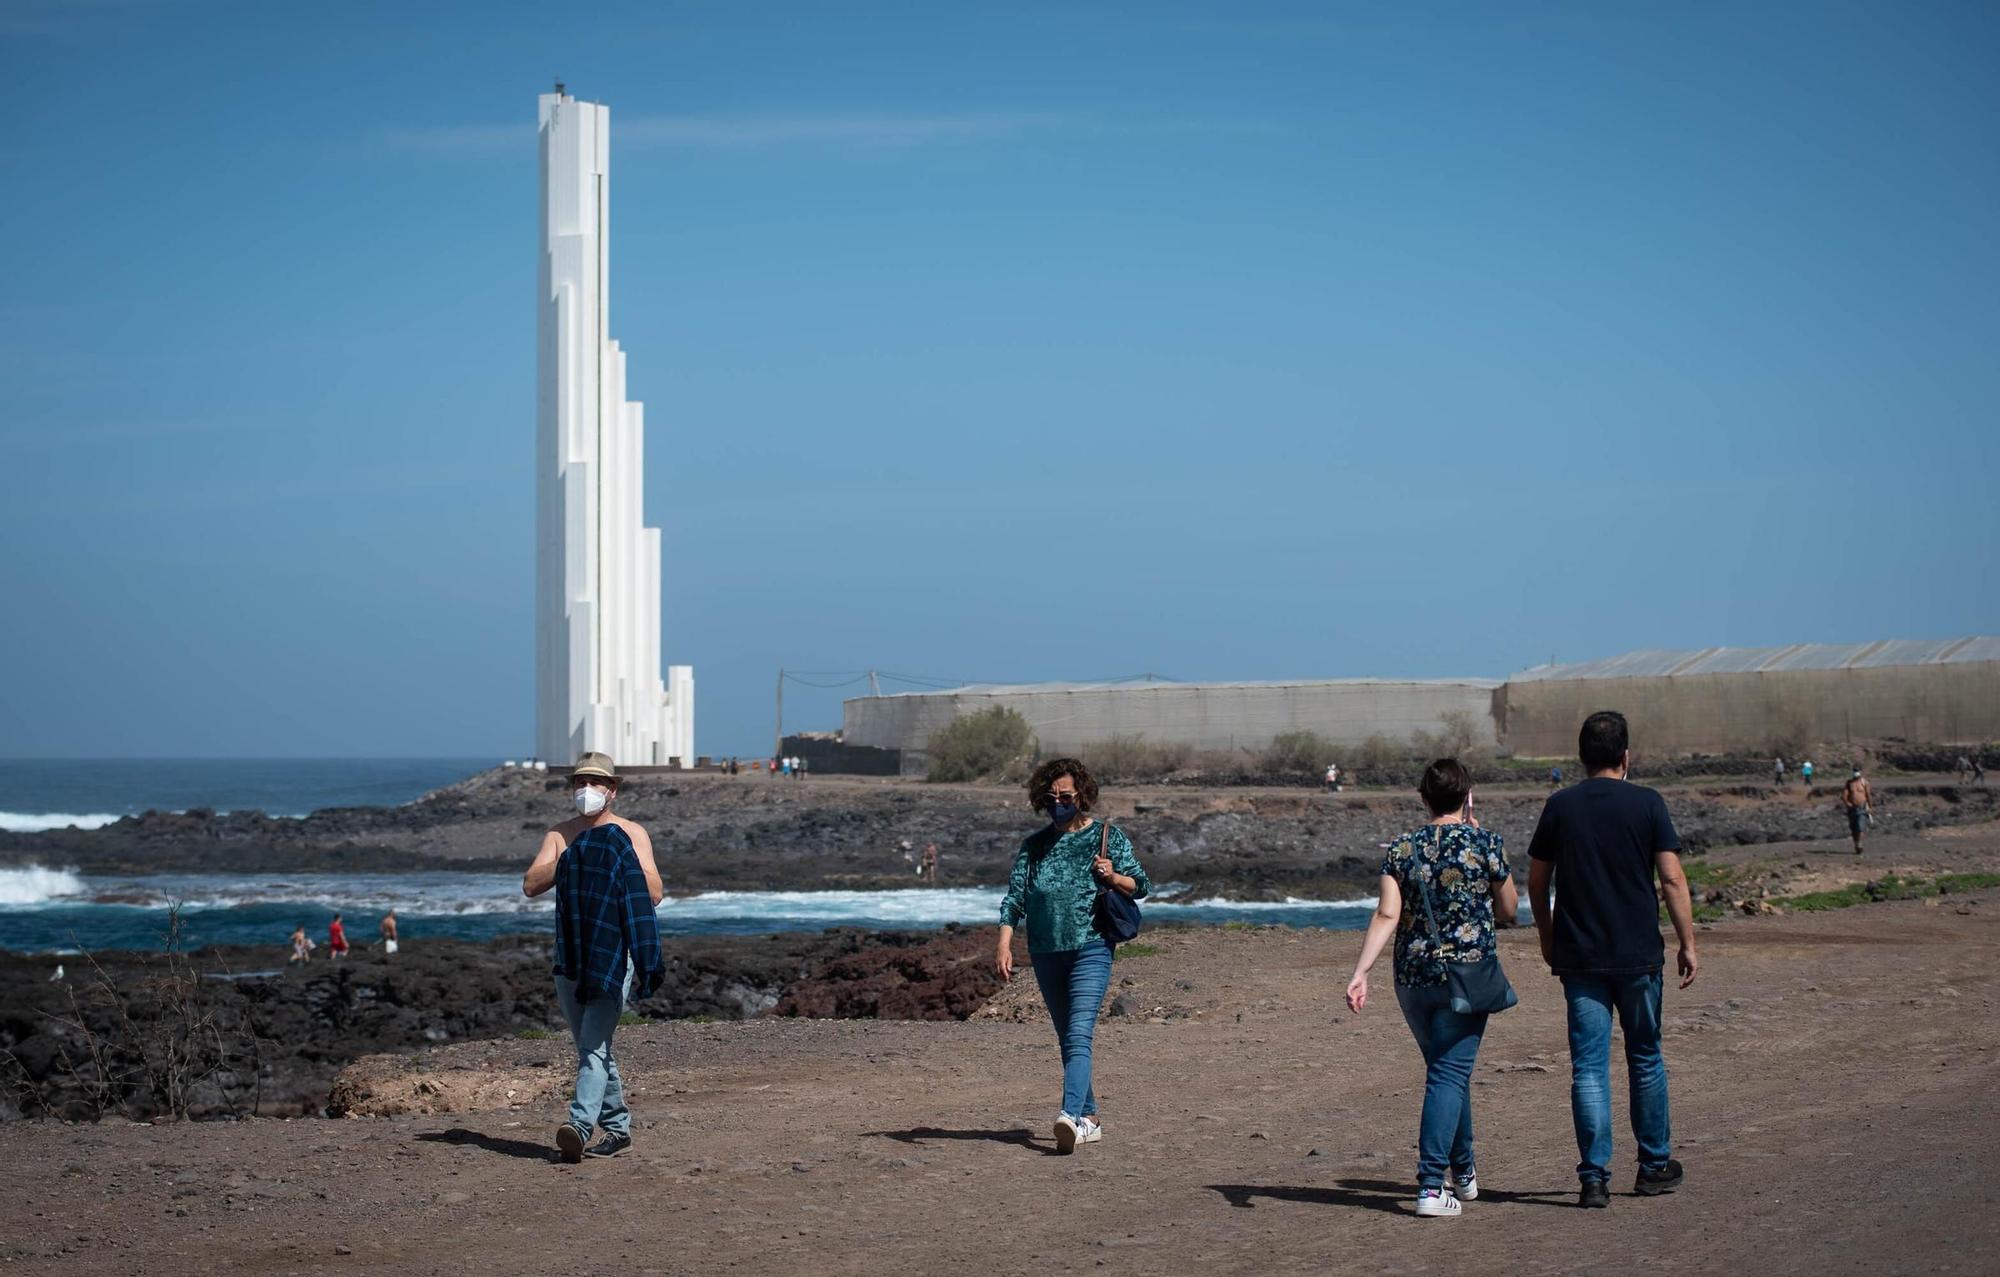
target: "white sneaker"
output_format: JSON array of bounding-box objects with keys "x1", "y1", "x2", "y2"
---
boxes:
[
  {"x1": 1075, "y1": 1117, "x2": 1102, "y2": 1144},
  {"x1": 1054, "y1": 1113, "x2": 1078, "y2": 1154},
  {"x1": 1447, "y1": 1170, "x2": 1478, "y2": 1201},
  {"x1": 1414, "y1": 1188, "x2": 1462, "y2": 1218}
]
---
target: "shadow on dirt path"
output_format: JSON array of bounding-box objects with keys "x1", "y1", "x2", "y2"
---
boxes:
[
  {"x1": 865, "y1": 1126, "x2": 1060, "y2": 1156},
  {"x1": 1207, "y1": 1177, "x2": 1574, "y2": 1214},
  {"x1": 415, "y1": 1128, "x2": 556, "y2": 1163}
]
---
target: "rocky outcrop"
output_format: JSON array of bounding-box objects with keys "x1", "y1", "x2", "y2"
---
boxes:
[{"x1": 772, "y1": 926, "x2": 1005, "y2": 1021}]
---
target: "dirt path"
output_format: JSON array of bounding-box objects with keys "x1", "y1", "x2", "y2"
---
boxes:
[{"x1": 5, "y1": 885, "x2": 1998, "y2": 1275}]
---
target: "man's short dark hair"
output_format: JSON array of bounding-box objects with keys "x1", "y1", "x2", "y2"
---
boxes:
[
  {"x1": 1418, "y1": 758, "x2": 1472, "y2": 817},
  {"x1": 1579, "y1": 711, "x2": 1629, "y2": 771}
]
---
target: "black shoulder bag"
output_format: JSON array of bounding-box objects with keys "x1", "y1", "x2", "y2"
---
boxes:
[{"x1": 1414, "y1": 827, "x2": 1518, "y2": 1015}]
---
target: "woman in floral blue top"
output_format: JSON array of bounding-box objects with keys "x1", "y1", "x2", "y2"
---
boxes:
[
  {"x1": 1345, "y1": 759, "x2": 1518, "y2": 1218},
  {"x1": 996, "y1": 756, "x2": 1150, "y2": 1154}
]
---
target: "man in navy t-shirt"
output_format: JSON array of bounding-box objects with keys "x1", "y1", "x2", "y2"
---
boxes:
[{"x1": 1528, "y1": 711, "x2": 1699, "y2": 1209}]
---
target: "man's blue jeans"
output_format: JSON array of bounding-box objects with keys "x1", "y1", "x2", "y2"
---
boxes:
[
  {"x1": 1562, "y1": 972, "x2": 1672, "y2": 1183},
  {"x1": 1029, "y1": 938, "x2": 1113, "y2": 1118},
  {"x1": 1395, "y1": 983, "x2": 1488, "y2": 1191},
  {"x1": 554, "y1": 961, "x2": 633, "y2": 1138}
]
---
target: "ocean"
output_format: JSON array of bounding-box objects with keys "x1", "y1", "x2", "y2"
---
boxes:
[
  {"x1": 0, "y1": 866, "x2": 1395, "y2": 953},
  {"x1": 0, "y1": 757, "x2": 499, "y2": 831},
  {"x1": 0, "y1": 758, "x2": 1513, "y2": 954}
]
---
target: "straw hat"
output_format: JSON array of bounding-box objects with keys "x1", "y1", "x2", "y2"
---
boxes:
[{"x1": 570, "y1": 752, "x2": 619, "y2": 782}]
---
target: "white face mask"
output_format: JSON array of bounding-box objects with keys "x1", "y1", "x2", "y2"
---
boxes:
[{"x1": 573, "y1": 786, "x2": 608, "y2": 816}]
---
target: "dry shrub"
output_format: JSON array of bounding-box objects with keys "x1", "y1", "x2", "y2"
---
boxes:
[
  {"x1": 1084, "y1": 734, "x2": 1194, "y2": 781},
  {"x1": 1350, "y1": 734, "x2": 1408, "y2": 771},
  {"x1": 1258, "y1": 730, "x2": 1340, "y2": 779},
  {"x1": 1414, "y1": 709, "x2": 1492, "y2": 767}
]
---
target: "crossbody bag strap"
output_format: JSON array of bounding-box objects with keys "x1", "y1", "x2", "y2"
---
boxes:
[{"x1": 1413, "y1": 825, "x2": 1446, "y2": 944}]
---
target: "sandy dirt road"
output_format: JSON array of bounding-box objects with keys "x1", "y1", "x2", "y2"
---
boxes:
[{"x1": 5, "y1": 885, "x2": 1998, "y2": 1275}]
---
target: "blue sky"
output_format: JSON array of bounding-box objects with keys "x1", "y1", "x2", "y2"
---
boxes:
[{"x1": 2, "y1": 1, "x2": 1996, "y2": 759}]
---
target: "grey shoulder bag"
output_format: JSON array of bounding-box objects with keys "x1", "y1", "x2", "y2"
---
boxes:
[{"x1": 1414, "y1": 826, "x2": 1518, "y2": 1016}]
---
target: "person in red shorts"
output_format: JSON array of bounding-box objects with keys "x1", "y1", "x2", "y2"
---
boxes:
[{"x1": 328, "y1": 914, "x2": 350, "y2": 960}]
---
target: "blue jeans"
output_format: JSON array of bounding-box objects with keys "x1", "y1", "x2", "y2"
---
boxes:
[
  {"x1": 554, "y1": 961, "x2": 633, "y2": 1137},
  {"x1": 1395, "y1": 983, "x2": 1488, "y2": 1191},
  {"x1": 1562, "y1": 972, "x2": 1672, "y2": 1182},
  {"x1": 1029, "y1": 938, "x2": 1114, "y2": 1118}
]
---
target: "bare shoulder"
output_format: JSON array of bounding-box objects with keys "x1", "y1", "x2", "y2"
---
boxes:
[
  {"x1": 546, "y1": 817, "x2": 585, "y2": 844},
  {"x1": 612, "y1": 814, "x2": 652, "y2": 844}
]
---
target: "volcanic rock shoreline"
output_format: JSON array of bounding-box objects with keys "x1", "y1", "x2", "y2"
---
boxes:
[
  {"x1": 6, "y1": 766, "x2": 1995, "y2": 900},
  {"x1": 0, "y1": 925, "x2": 1009, "y2": 1121}
]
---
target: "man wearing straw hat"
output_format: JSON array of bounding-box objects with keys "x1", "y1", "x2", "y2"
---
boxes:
[{"x1": 522, "y1": 752, "x2": 667, "y2": 1162}]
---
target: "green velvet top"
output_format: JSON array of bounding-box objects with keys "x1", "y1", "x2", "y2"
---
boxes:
[{"x1": 999, "y1": 820, "x2": 1151, "y2": 954}]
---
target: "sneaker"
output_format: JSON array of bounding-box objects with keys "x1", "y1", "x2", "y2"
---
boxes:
[
  {"x1": 1054, "y1": 1113, "x2": 1079, "y2": 1155},
  {"x1": 1578, "y1": 1179, "x2": 1610, "y2": 1209},
  {"x1": 1447, "y1": 1169, "x2": 1477, "y2": 1201},
  {"x1": 1634, "y1": 1159, "x2": 1684, "y2": 1196},
  {"x1": 1414, "y1": 1187, "x2": 1461, "y2": 1218},
  {"x1": 584, "y1": 1132, "x2": 632, "y2": 1158},
  {"x1": 555, "y1": 1122, "x2": 588, "y2": 1164},
  {"x1": 1075, "y1": 1117, "x2": 1103, "y2": 1145}
]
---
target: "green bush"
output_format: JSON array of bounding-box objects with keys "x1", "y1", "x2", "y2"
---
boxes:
[{"x1": 925, "y1": 706, "x2": 1037, "y2": 783}]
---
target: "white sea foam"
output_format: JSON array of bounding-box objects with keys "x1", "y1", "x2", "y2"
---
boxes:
[
  {"x1": 0, "y1": 812, "x2": 125, "y2": 833},
  {"x1": 0, "y1": 872, "x2": 1403, "y2": 929},
  {"x1": 0, "y1": 865, "x2": 90, "y2": 906}
]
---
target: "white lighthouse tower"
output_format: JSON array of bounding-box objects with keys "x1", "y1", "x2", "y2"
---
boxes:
[{"x1": 535, "y1": 86, "x2": 694, "y2": 767}]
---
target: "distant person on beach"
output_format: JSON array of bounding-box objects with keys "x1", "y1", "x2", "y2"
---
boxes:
[
  {"x1": 1528, "y1": 711, "x2": 1697, "y2": 1209},
  {"x1": 289, "y1": 926, "x2": 315, "y2": 964},
  {"x1": 996, "y1": 756, "x2": 1150, "y2": 1155},
  {"x1": 1774, "y1": 757, "x2": 1786, "y2": 786},
  {"x1": 379, "y1": 909, "x2": 398, "y2": 955},
  {"x1": 1345, "y1": 758, "x2": 1516, "y2": 1219},
  {"x1": 1801, "y1": 759, "x2": 1814, "y2": 788},
  {"x1": 1843, "y1": 769, "x2": 1873, "y2": 855},
  {"x1": 522, "y1": 751, "x2": 667, "y2": 1163},
  {"x1": 1976, "y1": 756, "x2": 1988, "y2": 786},
  {"x1": 1550, "y1": 765, "x2": 1564, "y2": 790},
  {"x1": 797, "y1": 756, "x2": 808, "y2": 781},
  {"x1": 1957, "y1": 755, "x2": 1971, "y2": 781},
  {"x1": 327, "y1": 914, "x2": 348, "y2": 960},
  {"x1": 922, "y1": 842, "x2": 940, "y2": 885},
  {"x1": 1325, "y1": 763, "x2": 1340, "y2": 793}
]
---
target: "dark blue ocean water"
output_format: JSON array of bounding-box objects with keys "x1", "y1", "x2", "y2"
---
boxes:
[
  {"x1": 0, "y1": 757, "x2": 496, "y2": 830},
  {"x1": 0, "y1": 758, "x2": 1523, "y2": 954}
]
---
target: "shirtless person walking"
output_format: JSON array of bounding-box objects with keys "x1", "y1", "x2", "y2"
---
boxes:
[{"x1": 1842, "y1": 769, "x2": 1873, "y2": 855}]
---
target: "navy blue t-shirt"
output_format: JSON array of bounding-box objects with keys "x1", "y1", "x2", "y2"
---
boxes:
[{"x1": 1527, "y1": 777, "x2": 1681, "y2": 975}]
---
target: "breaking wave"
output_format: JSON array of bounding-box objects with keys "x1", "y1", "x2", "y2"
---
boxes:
[
  {"x1": 0, "y1": 865, "x2": 90, "y2": 906},
  {"x1": 0, "y1": 812, "x2": 125, "y2": 833}
]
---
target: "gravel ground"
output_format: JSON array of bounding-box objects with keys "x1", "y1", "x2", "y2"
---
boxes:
[{"x1": 4, "y1": 837, "x2": 1997, "y2": 1275}]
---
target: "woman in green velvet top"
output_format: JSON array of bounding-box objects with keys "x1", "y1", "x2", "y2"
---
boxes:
[{"x1": 996, "y1": 756, "x2": 1150, "y2": 1153}]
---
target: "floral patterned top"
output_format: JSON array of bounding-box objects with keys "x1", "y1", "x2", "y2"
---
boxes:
[
  {"x1": 999, "y1": 821, "x2": 1150, "y2": 954},
  {"x1": 1380, "y1": 823, "x2": 1511, "y2": 988}
]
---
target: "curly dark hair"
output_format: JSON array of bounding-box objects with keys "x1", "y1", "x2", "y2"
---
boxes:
[{"x1": 1027, "y1": 757, "x2": 1100, "y2": 816}]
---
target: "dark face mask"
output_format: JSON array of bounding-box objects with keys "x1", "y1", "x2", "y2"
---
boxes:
[{"x1": 1048, "y1": 800, "x2": 1079, "y2": 827}]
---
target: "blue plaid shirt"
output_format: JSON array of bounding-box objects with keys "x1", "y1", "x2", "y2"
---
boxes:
[{"x1": 553, "y1": 824, "x2": 665, "y2": 1004}]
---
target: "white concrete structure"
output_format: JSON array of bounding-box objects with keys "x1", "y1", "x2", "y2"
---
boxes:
[{"x1": 536, "y1": 88, "x2": 693, "y2": 766}]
